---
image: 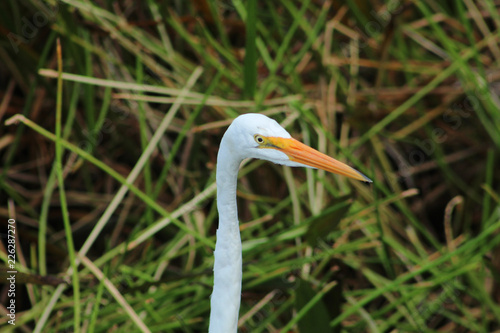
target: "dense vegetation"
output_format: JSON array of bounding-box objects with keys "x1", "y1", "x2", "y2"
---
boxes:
[{"x1": 1, "y1": 1, "x2": 500, "y2": 332}]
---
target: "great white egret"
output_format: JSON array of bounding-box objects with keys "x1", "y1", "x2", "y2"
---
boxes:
[{"x1": 209, "y1": 113, "x2": 371, "y2": 332}]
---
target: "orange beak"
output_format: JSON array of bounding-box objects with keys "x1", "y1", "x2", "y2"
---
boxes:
[{"x1": 266, "y1": 137, "x2": 372, "y2": 183}]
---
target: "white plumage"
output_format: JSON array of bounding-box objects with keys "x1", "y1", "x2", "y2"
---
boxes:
[{"x1": 209, "y1": 114, "x2": 371, "y2": 332}]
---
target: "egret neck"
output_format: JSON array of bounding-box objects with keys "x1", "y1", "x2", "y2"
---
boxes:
[{"x1": 209, "y1": 138, "x2": 243, "y2": 333}]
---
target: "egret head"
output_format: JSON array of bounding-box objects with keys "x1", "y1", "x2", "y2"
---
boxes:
[{"x1": 222, "y1": 114, "x2": 372, "y2": 183}]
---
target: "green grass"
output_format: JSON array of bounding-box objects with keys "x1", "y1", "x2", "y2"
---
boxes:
[{"x1": 1, "y1": 0, "x2": 500, "y2": 332}]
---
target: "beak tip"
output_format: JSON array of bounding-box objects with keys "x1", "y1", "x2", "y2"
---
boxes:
[{"x1": 358, "y1": 172, "x2": 373, "y2": 184}]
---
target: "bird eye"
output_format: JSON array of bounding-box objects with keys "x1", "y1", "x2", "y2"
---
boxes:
[{"x1": 254, "y1": 134, "x2": 265, "y2": 144}]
